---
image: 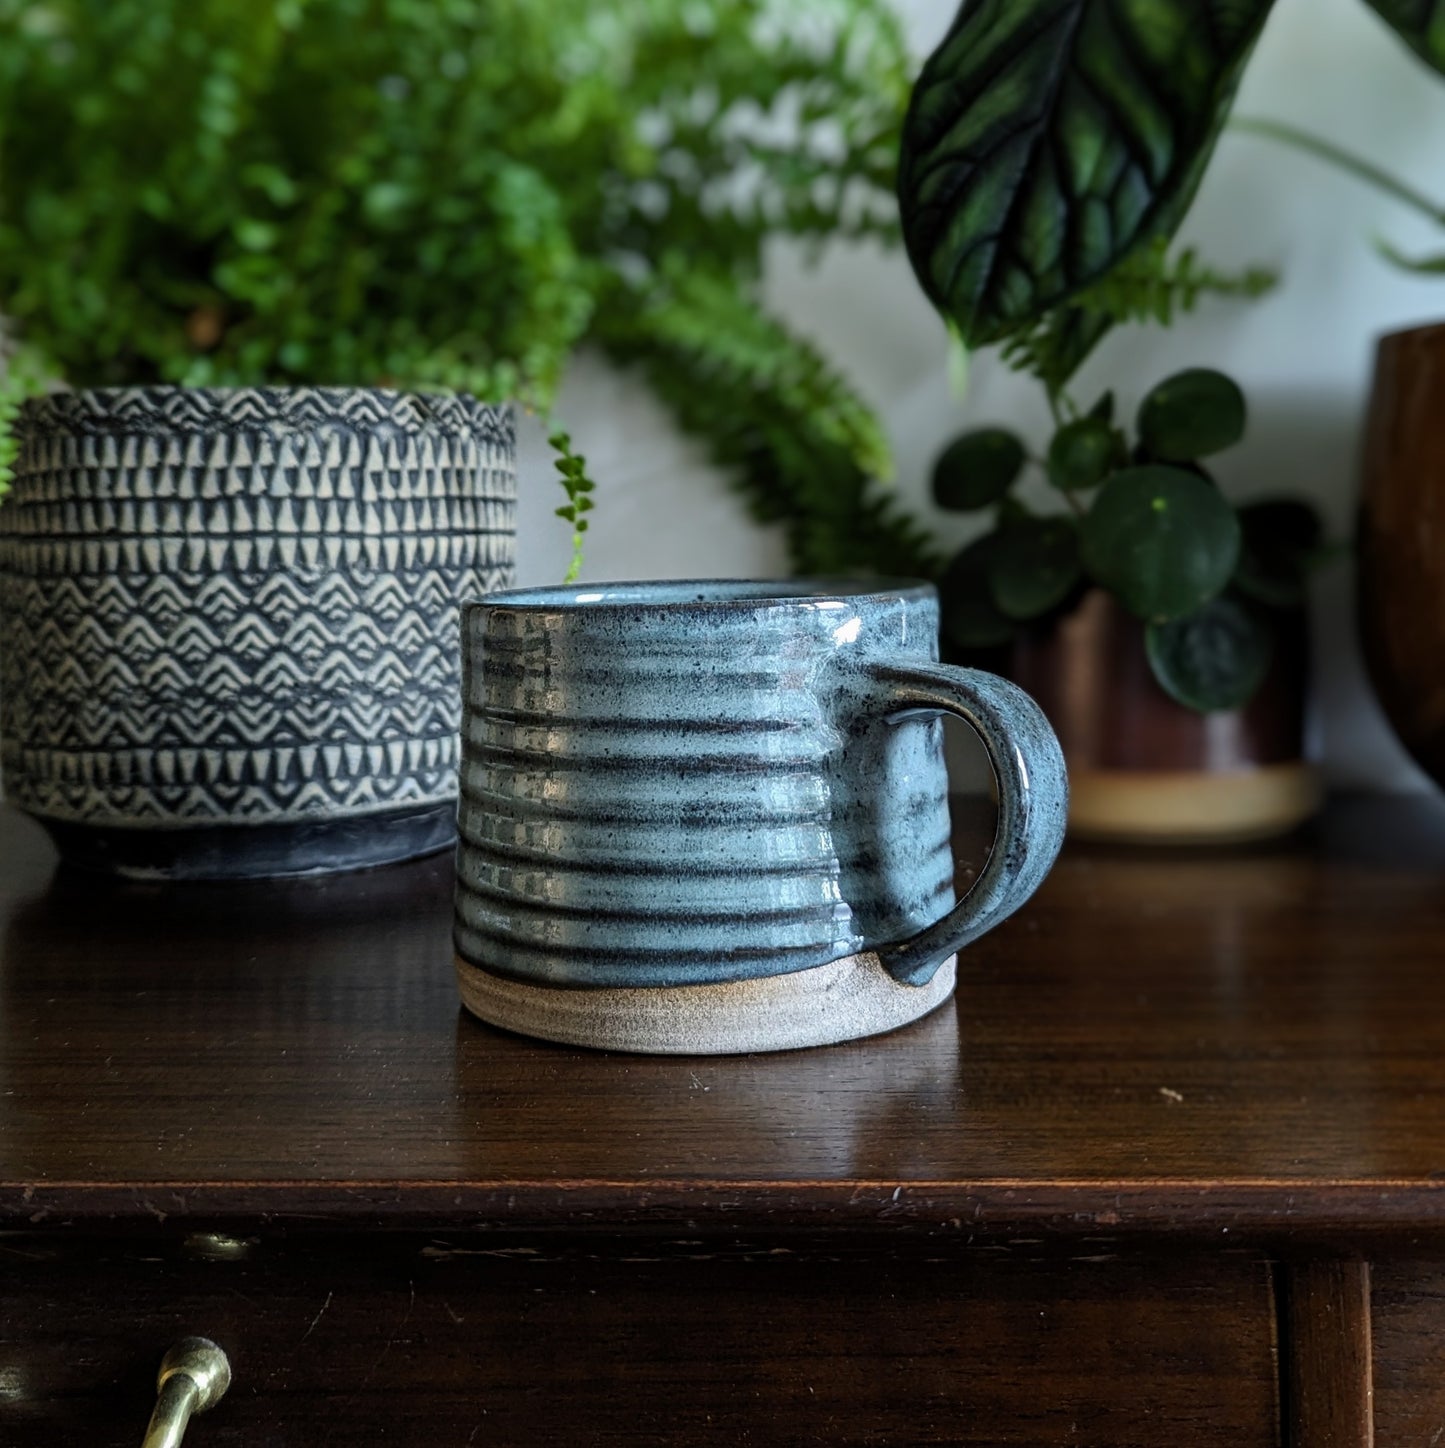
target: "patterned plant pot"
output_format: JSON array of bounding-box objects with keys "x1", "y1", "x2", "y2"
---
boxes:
[{"x1": 0, "y1": 386, "x2": 515, "y2": 879}]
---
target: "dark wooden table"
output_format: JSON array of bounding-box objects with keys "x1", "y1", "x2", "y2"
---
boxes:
[{"x1": 3, "y1": 795, "x2": 1445, "y2": 1446}]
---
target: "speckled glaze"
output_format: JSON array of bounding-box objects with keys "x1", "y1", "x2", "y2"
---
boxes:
[{"x1": 454, "y1": 579, "x2": 1066, "y2": 1046}]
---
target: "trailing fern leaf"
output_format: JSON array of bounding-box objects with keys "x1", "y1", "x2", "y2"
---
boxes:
[
  {"x1": 0, "y1": 0, "x2": 912, "y2": 576},
  {"x1": 1000, "y1": 240, "x2": 1278, "y2": 399},
  {"x1": 1084, "y1": 240, "x2": 1278, "y2": 328},
  {"x1": 0, "y1": 342, "x2": 46, "y2": 497},
  {"x1": 597, "y1": 268, "x2": 942, "y2": 578}
]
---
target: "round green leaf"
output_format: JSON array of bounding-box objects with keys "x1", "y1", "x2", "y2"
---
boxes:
[
  {"x1": 987, "y1": 518, "x2": 1082, "y2": 619},
  {"x1": 1047, "y1": 416, "x2": 1119, "y2": 492},
  {"x1": 1233, "y1": 498, "x2": 1324, "y2": 608},
  {"x1": 931, "y1": 429, "x2": 1025, "y2": 511},
  {"x1": 996, "y1": 494, "x2": 1034, "y2": 528},
  {"x1": 939, "y1": 535, "x2": 1017, "y2": 648},
  {"x1": 1137, "y1": 369, "x2": 1246, "y2": 460},
  {"x1": 1080, "y1": 464, "x2": 1241, "y2": 622},
  {"x1": 1145, "y1": 595, "x2": 1275, "y2": 713}
]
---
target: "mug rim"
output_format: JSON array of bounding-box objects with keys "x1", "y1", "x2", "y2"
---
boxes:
[{"x1": 471, "y1": 577, "x2": 937, "y2": 613}]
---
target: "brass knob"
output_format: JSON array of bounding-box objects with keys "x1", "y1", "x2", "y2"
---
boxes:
[{"x1": 141, "y1": 1338, "x2": 231, "y2": 1448}]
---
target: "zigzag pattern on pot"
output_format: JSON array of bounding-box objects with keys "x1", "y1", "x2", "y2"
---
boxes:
[
  {"x1": 0, "y1": 387, "x2": 516, "y2": 826},
  {"x1": 13, "y1": 385, "x2": 513, "y2": 445},
  {"x1": 1, "y1": 566, "x2": 509, "y2": 749}
]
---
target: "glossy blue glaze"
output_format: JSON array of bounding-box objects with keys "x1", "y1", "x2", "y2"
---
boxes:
[{"x1": 455, "y1": 579, "x2": 1066, "y2": 990}]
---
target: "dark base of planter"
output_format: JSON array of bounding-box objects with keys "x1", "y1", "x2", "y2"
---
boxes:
[{"x1": 33, "y1": 802, "x2": 457, "y2": 881}]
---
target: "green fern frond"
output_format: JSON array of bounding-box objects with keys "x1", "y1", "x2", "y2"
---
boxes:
[
  {"x1": 1083, "y1": 238, "x2": 1277, "y2": 326},
  {"x1": 0, "y1": 343, "x2": 49, "y2": 497},
  {"x1": 611, "y1": 263, "x2": 894, "y2": 481},
  {"x1": 596, "y1": 269, "x2": 941, "y2": 579},
  {"x1": 998, "y1": 308, "x2": 1114, "y2": 397},
  {"x1": 0, "y1": 0, "x2": 913, "y2": 569},
  {"x1": 1000, "y1": 239, "x2": 1278, "y2": 392}
]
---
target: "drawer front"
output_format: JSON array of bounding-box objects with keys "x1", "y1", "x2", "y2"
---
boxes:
[
  {"x1": 1372, "y1": 1260, "x2": 1445, "y2": 1445},
  {"x1": 1, "y1": 1237, "x2": 1279, "y2": 1447}
]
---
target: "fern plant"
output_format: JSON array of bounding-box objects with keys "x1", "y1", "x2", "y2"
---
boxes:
[
  {"x1": 0, "y1": 0, "x2": 909, "y2": 538},
  {"x1": 0, "y1": 339, "x2": 42, "y2": 492},
  {"x1": 597, "y1": 262, "x2": 943, "y2": 576},
  {"x1": 998, "y1": 239, "x2": 1278, "y2": 409}
]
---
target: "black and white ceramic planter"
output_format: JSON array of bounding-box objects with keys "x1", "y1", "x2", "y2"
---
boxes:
[{"x1": 0, "y1": 386, "x2": 515, "y2": 879}]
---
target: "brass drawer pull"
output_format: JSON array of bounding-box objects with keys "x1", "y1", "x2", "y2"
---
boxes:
[{"x1": 141, "y1": 1338, "x2": 231, "y2": 1448}]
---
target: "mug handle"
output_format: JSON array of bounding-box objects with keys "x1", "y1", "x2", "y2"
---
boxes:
[{"x1": 863, "y1": 663, "x2": 1069, "y2": 987}]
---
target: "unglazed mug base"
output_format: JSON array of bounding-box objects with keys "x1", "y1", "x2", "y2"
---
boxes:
[{"x1": 455, "y1": 951, "x2": 957, "y2": 1055}]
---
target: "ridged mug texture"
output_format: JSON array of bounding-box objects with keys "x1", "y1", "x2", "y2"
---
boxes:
[{"x1": 455, "y1": 582, "x2": 955, "y2": 990}]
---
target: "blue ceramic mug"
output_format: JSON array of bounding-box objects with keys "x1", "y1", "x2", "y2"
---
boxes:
[{"x1": 454, "y1": 579, "x2": 1066, "y2": 1053}]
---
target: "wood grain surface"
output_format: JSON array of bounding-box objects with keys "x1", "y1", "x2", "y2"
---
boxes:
[
  {"x1": 3, "y1": 796, "x2": 1445, "y2": 1242},
  {"x1": 0, "y1": 1235, "x2": 1280, "y2": 1447},
  {"x1": 1369, "y1": 1260, "x2": 1445, "y2": 1445},
  {"x1": 1282, "y1": 1260, "x2": 1373, "y2": 1448}
]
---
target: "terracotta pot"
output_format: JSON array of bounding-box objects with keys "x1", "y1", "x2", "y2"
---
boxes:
[
  {"x1": 1360, "y1": 320, "x2": 1445, "y2": 789},
  {"x1": 1010, "y1": 590, "x2": 1319, "y2": 843}
]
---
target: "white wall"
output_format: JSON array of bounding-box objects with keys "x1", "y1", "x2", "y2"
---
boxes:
[{"x1": 514, "y1": 0, "x2": 1445, "y2": 792}]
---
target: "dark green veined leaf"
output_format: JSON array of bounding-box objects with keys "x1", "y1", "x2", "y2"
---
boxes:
[
  {"x1": 1080, "y1": 463, "x2": 1240, "y2": 621},
  {"x1": 988, "y1": 516, "x2": 1082, "y2": 618},
  {"x1": 1047, "y1": 414, "x2": 1120, "y2": 490},
  {"x1": 939, "y1": 534, "x2": 1018, "y2": 647},
  {"x1": 1232, "y1": 497, "x2": 1324, "y2": 608},
  {"x1": 1137, "y1": 368, "x2": 1246, "y2": 459},
  {"x1": 1088, "y1": 389, "x2": 1116, "y2": 422},
  {"x1": 1362, "y1": 0, "x2": 1445, "y2": 73},
  {"x1": 1145, "y1": 593, "x2": 1275, "y2": 712},
  {"x1": 932, "y1": 427, "x2": 1026, "y2": 510},
  {"x1": 898, "y1": 0, "x2": 1276, "y2": 345}
]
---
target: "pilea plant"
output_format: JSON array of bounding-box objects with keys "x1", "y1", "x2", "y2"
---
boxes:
[
  {"x1": 933, "y1": 367, "x2": 1325, "y2": 712},
  {"x1": 887, "y1": 0, "x2": 1412, "y2": 709},
  {"x1": 0, "y1": 0, "x2": 915, "y2": 580}
]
